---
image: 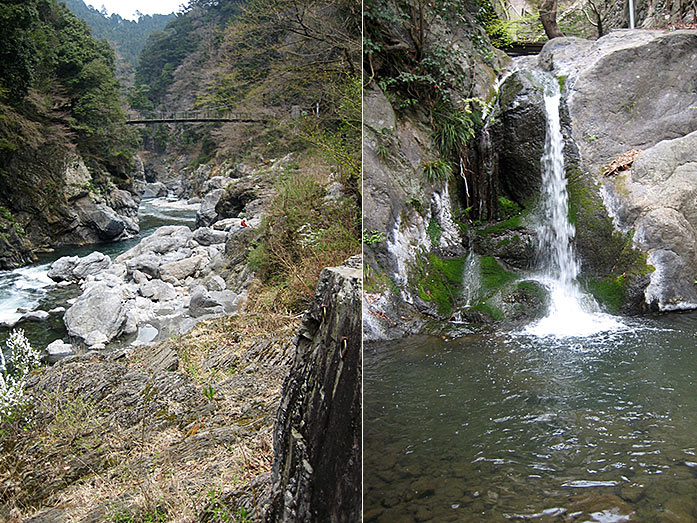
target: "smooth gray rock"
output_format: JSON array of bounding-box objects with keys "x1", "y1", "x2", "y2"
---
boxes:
[
  {"x1": 542, "y1": 30, "x2": 697, "y2": 176},
  {"x1": 209, "y1": 290, "x2": 238, "y2": 313},
  {"x1": 132, "y1": 270, "x2": 150, "y2": 284},
  {"x1": 193, "y1": 227, "x2": 228, "y2": 246},
  {"x1": 73, "y1": 197, "x2": 126, "y2": 241},
  {"x1": 142, "y1": 182, "x2": 167, "y2": 198},
  {"x1": 139, "y1": 279, "x2": 177, "y2": 302},
  {"x1": 205, "y1": 275, "x2": 226, "y2": 292},
  {"x1": 160, "y1": 256, "x2": 204, "y2": 284},
  {"x1": 116, "y1": 226, "x2": 193, "y2": 263},
  {"x1": 196, "y1": 189, "x2": 225, "y2": 228},
  {"x1": 189, "y1": 286, "x2": 225, "y2": 318},
  {"x1": 48, "y1": 256, "x2": 79, "y2": 282},
  {"x1": 132, "y1": 324, "x2": 160, "y2": 347},
  {"x1": 604, "y1": 130, "x2": 697, "y2": 311},
  {"x1": 125, "y1": 253, "x2": 161, "y2": 278},
  {"x1": 48, "y1": 252, "x2": 111, "y2": 283},
  {"x1": 64, "y1": 283, "x2": 127, "y2": 346},
  {"x1": 46, "y1": 340, "x2": 74, "y2": 356},
  {"x1": 72, "y1": 252, "x2": 112, "y2": 280},
  {"x1": 20, "y1": 310, "x2": 50, "y2": 322}
]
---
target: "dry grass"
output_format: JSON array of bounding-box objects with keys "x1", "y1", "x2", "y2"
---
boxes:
[{"x1": 2, "y1": 313, "x2": 299, "y2": 522}]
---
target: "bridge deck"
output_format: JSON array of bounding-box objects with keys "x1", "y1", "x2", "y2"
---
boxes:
[
  {"x1": 126, "y1": 111, "x2": 270, "y2": 124},
  {"x1": 505, "y1": 41, "x2": 545, "y2": 56}
]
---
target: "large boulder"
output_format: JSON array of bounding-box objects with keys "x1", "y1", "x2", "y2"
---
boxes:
[
  {"x1": 189, "y1": 285, "x2": 225, "y2": 318},
  {"x1": 541, "y1": 30, "x2": 697, "y2": 176},
  {"x1": 64, "y1": 282, "x2": 128, "y2": 347},
  {"x1": 48, "y1": 252, "x2": 112, "y2": 283},
  {"x1": 139, "y1": 279, "x2": 177, "y2": 302},
  {"x1": 47, "y1": 256, "x2": 79, "y2": 282},
  {"x1": 494, "y1": 70, "x2": 547, "y2": 203},
  {"x1": 193, "y1": 227, "x2": 228, "y2": 246},
  {"x1": 604, "y1": 130, "x2": 697, "y2": 310},
  {"x1": 159, "y1": 255, "x2": 204, "y2": 284},
  {"x1": 142, "y1": 182, "x2": 167, "y2": 198},
  {"x1": 116, "y1": 226, "x2": 193, "y2": 263},
  {"x1": 73, "y1": 252, "x2": 112, "y2": 280},
  {"x1": 196, "y1": 189, "x2": 225, "y2": 228},
  {"x1": 73, "y1": 196, "x2": 126, "y2": 241}
]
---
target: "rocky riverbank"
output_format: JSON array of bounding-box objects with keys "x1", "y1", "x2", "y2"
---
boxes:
[
  {"x1": 0, "y1": 256, "x2": 361, "y2": 522},
  {"x1": 50, "y1": 223, "x2": 240, "y2": 351}
]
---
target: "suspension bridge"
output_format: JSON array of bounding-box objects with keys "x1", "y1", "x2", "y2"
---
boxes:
[{"x1": 126, "y1": 109, "x2": 271, "y2": 124}]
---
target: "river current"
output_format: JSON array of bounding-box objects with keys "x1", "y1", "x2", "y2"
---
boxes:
[{"x1": 0, "y1": 197, "x2": 197, "y2": 350}]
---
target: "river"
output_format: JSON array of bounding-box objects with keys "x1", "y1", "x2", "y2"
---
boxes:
[
  {"x1": 364, "y1": 314, "x2": 697, "y2": 521},
  {"x1": 0, "y1": 197, "x2": 198, "y2": 351}
]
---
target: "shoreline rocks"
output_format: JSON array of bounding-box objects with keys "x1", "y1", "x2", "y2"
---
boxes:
[{"x1": 50, "y1": 222, "x2": 243, "y2": 350}]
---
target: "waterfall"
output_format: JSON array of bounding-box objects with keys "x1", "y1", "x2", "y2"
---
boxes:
[{"x1": 524, "y1": 78, "x2": 623, "y2": 337}]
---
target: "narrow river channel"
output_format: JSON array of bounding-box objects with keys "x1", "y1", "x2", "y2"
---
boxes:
[{"x1": 0, "y1": 198, "x2": 197, "y2": 351}]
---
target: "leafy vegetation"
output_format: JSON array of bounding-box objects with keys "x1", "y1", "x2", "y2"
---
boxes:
[
  {"x1": 365, "y1": 0, "x2": 500, "y2": 220},
  {"x1": 247, "y1": 164, "x2": 360, "y2": 313},
  {"x1": 422, "y1": 158, "x2": 453, "y2": 184},
  {"x1": 0, "y1": 0, "x2": 139, "y2": 179},
  {"x1": 0, "y1": 330, "x2": 41, "y2": 422}
]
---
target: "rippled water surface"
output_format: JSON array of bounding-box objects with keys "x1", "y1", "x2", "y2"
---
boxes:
[
  {"x1": 0, "y1": 197, "x2": 197, "y2": 349},
  {"x1": 364, "y1": 314, "x2": 697, "y2": 521}
]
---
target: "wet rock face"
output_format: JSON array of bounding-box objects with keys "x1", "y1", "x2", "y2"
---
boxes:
[
  {"x1": 541, "y1": 30, "x2": 697, "y2": 177},
  {"x1": 494, "y1": 71, "x2": 546, "y2": 204},
  {"x1": 495, "y1": 70, "x2": 580, "y2": 206},
  {"x1": 267, "y1": 256, "x2": 362, "y2": 522},
  {"x1": 604, "y1": 130, "x2": 697, "y2": 310}
]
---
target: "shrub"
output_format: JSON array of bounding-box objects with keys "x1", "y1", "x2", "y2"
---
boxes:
[
  {"x1": 0, "y1": 329, "x2": 41, "y2": 420},
  {"x1": 422, "y1": 158, "x2": 453, "y2": 185}
]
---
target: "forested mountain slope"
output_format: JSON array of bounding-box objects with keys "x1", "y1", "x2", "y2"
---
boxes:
[
  {"x1": 61, "y1": 0, "x2": 175, "y2": 68},
  {"x1": 0, "y1": 0, "x2": 139, "y2": 268}
]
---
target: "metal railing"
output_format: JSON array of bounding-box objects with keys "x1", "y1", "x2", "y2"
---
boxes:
[{"x1": 126, "y1": 109, "x2": 269, "y2": 124}]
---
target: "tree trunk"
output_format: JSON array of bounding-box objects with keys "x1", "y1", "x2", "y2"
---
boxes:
[{"x1": 539, "y1": 0, "x2": 564, "y2": 39}]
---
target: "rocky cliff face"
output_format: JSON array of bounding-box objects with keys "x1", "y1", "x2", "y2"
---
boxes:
[
  {"x1": 538, "y1": 30, "x2": 697, "y2": 311},
  {"x1": 267, "y1": 255, "x2": 362, "y2": 522},
  {"x1": 1, "y1": 149, "x2": 143, "y2": 268}
]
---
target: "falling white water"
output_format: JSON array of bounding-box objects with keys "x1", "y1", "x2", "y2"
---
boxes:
[{"x1": 524, "y1": 79, "x2": 624, "y2": 337}]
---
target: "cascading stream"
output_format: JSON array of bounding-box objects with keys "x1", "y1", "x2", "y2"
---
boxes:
[{"x1": 524, "y1": 76, "x2": 623, "y2": 337}]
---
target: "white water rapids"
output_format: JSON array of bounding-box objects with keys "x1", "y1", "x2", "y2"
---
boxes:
[{"x1": 524, "y1": 78, "x2": 624, "y2": 337}]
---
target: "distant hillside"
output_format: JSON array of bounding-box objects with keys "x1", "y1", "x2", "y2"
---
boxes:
[{"x1": 61, "y1": 0, "x2": 175, "y2": 67}]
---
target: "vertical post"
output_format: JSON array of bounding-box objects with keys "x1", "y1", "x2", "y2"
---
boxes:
[{"x1": 628, "y1": 0, "x2": 635, "y2": 28}]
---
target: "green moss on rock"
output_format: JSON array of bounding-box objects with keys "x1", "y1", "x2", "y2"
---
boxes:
[
  {"x1": 414, "y1": 254, "x2": 466, "y2": 316},
  {"x1": 585, "y1": 275, "x2": 627, "y2": 314},
  {"x1": 476, "y1": 215, "x2": 523, "y2": 237},
  {"x1": 427, "y1": 218, "x2": 442, "y2": 247},
  {"x1": 479, "y1": 256, "x2": 516, "y2": 293},
  {"x1": 566, "y1": 166, "x2": 654, "y2": 312}
]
